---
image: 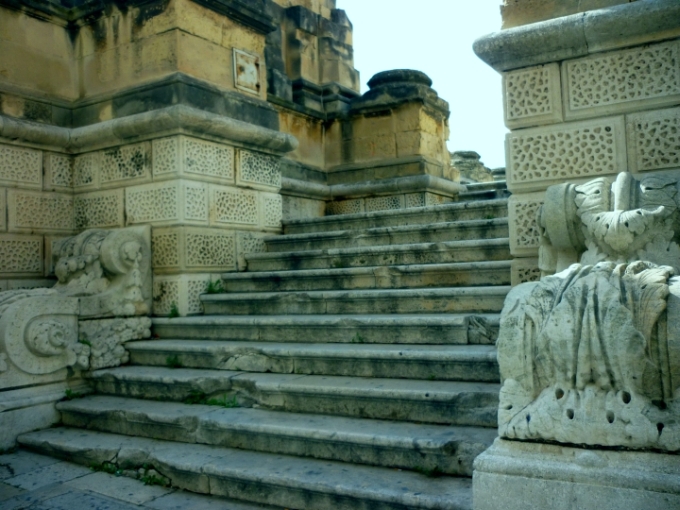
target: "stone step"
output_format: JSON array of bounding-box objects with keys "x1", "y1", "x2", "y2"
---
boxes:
[
  {"x1": 126, "y1": 341, "x2": 500, "y2": 382},
  {"x1": 201, "y1": 286, "x2": 510, "y2": 315},
  {"x1": 87, "y1": 367, "x2": 500, "y2": 426},
  {"x1": 264, "y1": 218, "x2": 509, "y2": 252},
  {"x1": 57, "y1": 396, "x2": 497, "y2": 476},
  {"x1": 283, "y1": 199, "x2": 509, "y2": 235},
  {"x1": 19, "y1": 428, "x2": 474, "y2": 510},
  {"x1": 245, "y1": 238, "x2": 510, "y2": 272},
  {"x1": 151, "y1": 313, "x2": 500, "y2": 345},
  {"x1": 221, "y1": 261, "x2": 511, "y2": 293}
]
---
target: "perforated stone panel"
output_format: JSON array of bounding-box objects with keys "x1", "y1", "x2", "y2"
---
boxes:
[
  {"x1": 73, "y1": 152, "x2": 100, "y2": 189},
  {"x1": 326, "y1": 199, "x2": 364, "y2": 215},
  {"x1": 74, "y1": 190, "x2": 124, "y2": 229},
  {"x1": 424, "y1": 193, "x2": 449, "y2": 206},
  {"x1": 101, "y1": 143, "x2": 151, "y2": 187},
  {"x1": 627, "y1": 106, "x2": 680, "y2": 173},
  {"x1": 126, "y1": 181, "x2": 209, "y2": 226},
  {"x1": 509, "y1": 192, "x2": 545, "y2": 257},
  {"x1": 152, "y1": 230, "x2": 180, "y2": 269},
  {"x1": 211, "y1": 186, "x2": 259, "y2": 226},
  {"x1": 0, "y1": 188, "x2": 6, "y2": 232},
  {"x1": 564, "y1": 40, "x2": 680, "y2": 120},
  {"x1": 0, "y1": 144, "x2": 42, "y2": 188},
  {"x1": 511, "y1": 258, "x2": 541, "y2": 286},
  {"x1": 261, "y1": 193, "x2": 282, "y2": 229},
  {"x1": 153, "y1": 273, "x2": 216, "y2": 316},
  {"x1": 365, "y1": 195, "x2": 405, "y2": 212},
  {"x1": 503, "y1": 63, "x2": 563, "y2": 128},
  {"x1": 405, "y1": 193, "x2": 425, "y2": 208},
  {"x1": 8, "y1": 191, "x2": 75, "y2": 233},
  {"x1": 238, "y1": 150, "x2": 281, "y2": 189},
  {"x1": 43, "y1": 153, "x2": 73, "y2": 191},
  {"x1": 507, "y1": 117, "x2": 627, "y2": 193},
  {"x1": 153, "y1": 136, "x2": 235, "y2": 184},
  {"x1": 0, "y1": 235, "x2": 43, "y2": 275},
  {"x1": 186, "y1": 229, "x2": 236, "y2": 270},
  {"x1": 236, "y1": 231, "x2": 267, "y2": 271}
]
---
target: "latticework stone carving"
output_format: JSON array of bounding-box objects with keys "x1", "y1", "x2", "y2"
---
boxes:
[
  {"x1": 0, "y1": 144, "x2": 41, "y2": 188},
  {"x1": 74, "y1": 190, "x2": 124, "y2": 229},
  {"x1": 508, "y1": 193, "x2": 544, "y2": 256},
  {"x1": 565, "y1": 40, "x2": 680, "y2": 119},
  {"x1": 44, "y1": 153, "x2": 73, "y2": 190},
  {"x1": 152, "y1": 136, "x2": 235, "y2": 183},
  {"x1": 73, "y1": 152, "x2": 100, "y2": 189},
  {"x1": 507, "y1": 118, "x2": 626, "y2": 191},
  {"x1": 503, "y1": 63, "x2": 562, "y2": 128},
  {"x1": 212, "y1": 187, "x2": 258, "y2": 225},
  {"x1": 101, "y1": 143, "x2": 151, "y2": 186},
  {"x1": 262, "y1": 193, "x2": 282, "y2": 228},
  {"x1": 366, "y1": 195, "x2": 404, "y2": 212},
  {"x1": 126, "y1": 183, "x2": 178, "y2": 223},
  {"x1": 0, "y1": 236, "x2": 43, "y2": 275},
  {"x1": 238, "y1": 150, "x2": 281, "y2": 188},
  {"x1": 186, "y1": 231, "x2": 236, "y2": 269},
  {"x1": 627, "y1": 107, "x2": 680, "y2": 172},
  {"x1": 152, "y1": 231, "x2": 180, "y2": 269},
  {"x1": 9, "y1": 191, "x2": 75, "y2": 232},
  {"x1": 327, "y1": 199, "x2": 363, "y2": 216}
]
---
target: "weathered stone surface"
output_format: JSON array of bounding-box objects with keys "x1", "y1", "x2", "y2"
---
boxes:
[{"x1": 79, "y1": 317, "x2": 152, "y2": 370}]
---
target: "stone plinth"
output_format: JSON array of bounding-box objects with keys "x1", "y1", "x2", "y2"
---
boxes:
[{"x1": 474, "y1": 439, "x2": 680, "y2": 510}]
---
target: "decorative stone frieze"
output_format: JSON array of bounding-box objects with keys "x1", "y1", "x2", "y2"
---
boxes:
[
  {"x1": 0, "y1": 235, "x2": 43, "y2": 276},
  {"x1": 210, "y1": 185, "x2": 259, "y2": 226},
  {"x1": 627, "y1": 106, "x2": 680, "y2": 173},
  {"x1": 237, "y1": 149, "x2": 281, "y2": 189},
  {"x1": 78, "y1": 317, "x2": 152, "y2": 370},
  {"x1": 365, "y1": 195, "x2": 404, "y2": 212},
  {"x1": 74, "y1": 189, "x2": 125, "y2": 229},
  {"x1": 152, "y1": 136, "x2": 235, "y2": 184},
  {"x1": 508, "y1": 192, "x2": 545, "y2": 257},
  {"x1": 498, "y1": 172, "x2": 680, "y2": 451},
  {"x1": 100, "y1": 142, "x2": 152, "y2": 187},
  {"x1": 563, "y1": 40, "x2": 680, "y2": 121},
  {"x1": 126, "y1": 180, "x2": 209, "y2": 226},
  {"x1": 503, "y1": 63, "x2": 563, "y2": 129},
  {"x1": 506, "y1": 117, "x2": 627, "y2": 193},
  {"x1": 152, "y1": 227, "x2": 237, "y2": 273}
]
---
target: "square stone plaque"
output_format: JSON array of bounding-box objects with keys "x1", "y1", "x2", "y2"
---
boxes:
[{"x1": 233, "y1": 49, "x2": 260, "y2": 95}]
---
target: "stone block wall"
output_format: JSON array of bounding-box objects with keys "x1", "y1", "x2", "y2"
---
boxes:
[{"x1": 475, "y1": 6, "x2": 680, "y2": 285}]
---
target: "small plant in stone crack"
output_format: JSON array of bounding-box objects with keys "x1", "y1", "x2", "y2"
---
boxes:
[
  {"x1": 90, "y1": 461, "x2": 121, "y2": 476},
  {"x1": 140, "y1": 466, "x2": 171, "y2": 487},
  {"x1": 166, "y1": 355, "x2": 183, "y2": 368},
  {"x1": 206, "y1": 395, "x2": 239, "y2": 408},
  {"x1": 183, "y1": 390, "x2": 208, "y2": 404},
  {"x1": 350, "y1": 333, "x2": 365, "y2": 343},
  {"x1": 63, "y1": 389, "x2": 85, "y2": 401},
  {"x1": 205, "y1": 279, "x2": 224, "y2": 294},
  {"x1": 168, "y1": 302, "x2": 180, "y2": 318}
]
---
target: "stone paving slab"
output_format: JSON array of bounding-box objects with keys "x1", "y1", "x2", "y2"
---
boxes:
[{"x1": 0, "y1": 450, "x2": 279, "y2": 510}]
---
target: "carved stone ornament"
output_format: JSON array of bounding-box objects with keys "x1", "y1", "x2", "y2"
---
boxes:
[
  {"x1": 498, "y1": 172, "x2": 680, "y2": 451},
  {"x1": 0, "y1": 226, "x2": 151, "y2": 377}
]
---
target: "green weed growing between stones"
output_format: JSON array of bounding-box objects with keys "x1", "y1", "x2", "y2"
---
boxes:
[{"x1": 166, "y1": 355, "x2": 182, "y2": 368}]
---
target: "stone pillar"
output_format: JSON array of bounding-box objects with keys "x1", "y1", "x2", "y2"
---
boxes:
[{"x1": 472, "y1": 2, "x2": 680, "y2": 508}]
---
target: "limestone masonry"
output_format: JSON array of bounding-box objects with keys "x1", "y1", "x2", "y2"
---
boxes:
[{"x1": 0, "y1": 1, "x2": 679, "y2": 509}]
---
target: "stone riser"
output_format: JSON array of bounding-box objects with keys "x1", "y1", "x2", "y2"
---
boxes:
[
  {"x1": 151, "y1": 314, "x2": 500, "y2": 345},
  {"x1": 221, "y1": 262, "x2": 511, "y2": 293},
  {"x1": 18, "y1": 428, "x2": 474, "y2": 510},
  {"x1": 57, "y1": 396, "x2": 497, "y2": 476},
  {"x1": 246, "y1": 240, "x2": 511, "y2": 272},
  {"x1": 283, "y1": 200, "x2": 509, "y2": 235},
  {"x1": 125, "y1": 341, "x2": 500, "y2": 382},
  {"x1": 265, "y1": 219, "x2": 509, "y2": 252},
  {"x1": 201, "y1": 287, "x2": 510, "y2": 316},
  {"x1": 86, "y1": 367, "x2": 500, "y2": 427}
]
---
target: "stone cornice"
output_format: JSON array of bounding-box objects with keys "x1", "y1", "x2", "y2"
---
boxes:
[
  {"x1": 0, "y1": 104, "x2": 298, "y2": 154},
  {"x1": 474, "y1": 0, "x2": 680, "y2": 71}
]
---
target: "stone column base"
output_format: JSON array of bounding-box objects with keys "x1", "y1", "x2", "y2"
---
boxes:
[{"x1": 473, "y1": 438, "x2": 680, "y2": 510}]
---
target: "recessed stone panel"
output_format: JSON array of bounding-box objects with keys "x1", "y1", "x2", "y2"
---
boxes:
[
  {"x1": 503, "y1": 63, "x2": 563, "y2": 128},
  {"x1": 74, "y1": 189, "x2": 125, "y2": 229},
  {"x1": 237, "y1": 149, "x2": 281, "y2": 189},
  {"x1": 0, "y1": 144, "x2": 42, "y2": 189},
  {"x1": 0, "y1": 234, "x2": 43, "y2": 275},
  {"x1": 152, "y1": 136, "x2": 235, "y2": 184},
  {"x1": 627, "y1": 106, "x2": 680, "y2": 173},
  {"x1": 126, "y1": 181, "x2": 208, "y2": 226},
  {"x1": 210, "y1": 185, "x2": 259, "y2": 226},
  {"x1": 507, "y1": 116, "x2": 627, "y2": 192},
  {"x1": 73, "y1": 152, "x2": 100, "y2": 189},
  {"x1": 43, "y1": 153, "x2": 73, "y2": 191},
  {"x1": 564, "y1": 40, "x2": 680, "y2": 120},
  {"x1": 100, "y1": 142, "x2": 152, "y2": 187},
  {"x1": 152, "y1": 227, "x2": 237, "y2": 273},
  {"x1": 508, "y1": 192, "x2": 545, "y2": 257},
  {"x1": 8, "y1": 190, "x2": 75, "y2": 233}
]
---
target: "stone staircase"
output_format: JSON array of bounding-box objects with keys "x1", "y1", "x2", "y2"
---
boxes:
[{"x1": 18, "y1": 195, "x2": 511, "y2": 510}]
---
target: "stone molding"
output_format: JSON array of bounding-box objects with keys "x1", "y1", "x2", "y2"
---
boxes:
[
  {"x1": 473, "y1": 0, "x2": 680, "y2": 72},
  {"x1": 0, "y1": 105, "x2": 298, "y2": 155}
]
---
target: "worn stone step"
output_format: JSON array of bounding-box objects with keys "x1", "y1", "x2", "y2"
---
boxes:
[
  {"x1": 126, "y1": 341, "x2": 500, "y2": 382},
  {"x1": 19, "y1": 428, "x2": 473, "y2": 510},
  {"x1": 264, "y1": 218, "x2": 509, "y2": 252},
  {"x1": 87, "y1": 367, "x2": 499, "y2": 426},
  {"x1": 58, "y1": 396, "x2": 497, "y2": 476},
  {"x1": 221, "y1": 261, "x2": 511, "y2": 293},
  {"x1": 201, "y1": 286, "x2": 510, "y2": 315},
  {"x1": 283, "y1": 199, "x2": 508, "y2": 235},
  {"x1": 152, "y1": 314, "x2": 500, "y2": 345},
  {"x1": 245, "y1": 238, "x2": 510, "y2": 272}
]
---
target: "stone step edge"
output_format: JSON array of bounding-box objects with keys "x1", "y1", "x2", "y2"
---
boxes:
[
  {"x1": 245, "y1": 238, "x2": 511, "y2": 262},
  {"x1": 264, "y1": 217, "x2": 509, "y2": 245},
  {"x1": 56, "y1": 395, "x2": 497, "y2": 476},
  {"x1": 18, "y1": 428, "x2": 473, "y2": 510},
  {"x1": 283, "y1": 197, "x2": 509, "y2": 229},
  {"x1": 221, "y1": 260, "x2": 512, "y2": 282}
]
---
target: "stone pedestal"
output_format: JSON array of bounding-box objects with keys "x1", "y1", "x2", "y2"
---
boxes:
[{"x1": 473, "y1": 439, "x2": 680, "y2": 510}]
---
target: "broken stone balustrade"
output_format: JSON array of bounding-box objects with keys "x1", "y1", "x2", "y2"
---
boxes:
[{"x1": 0, "y1": 225, "x2": 152, "y2": 383}]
